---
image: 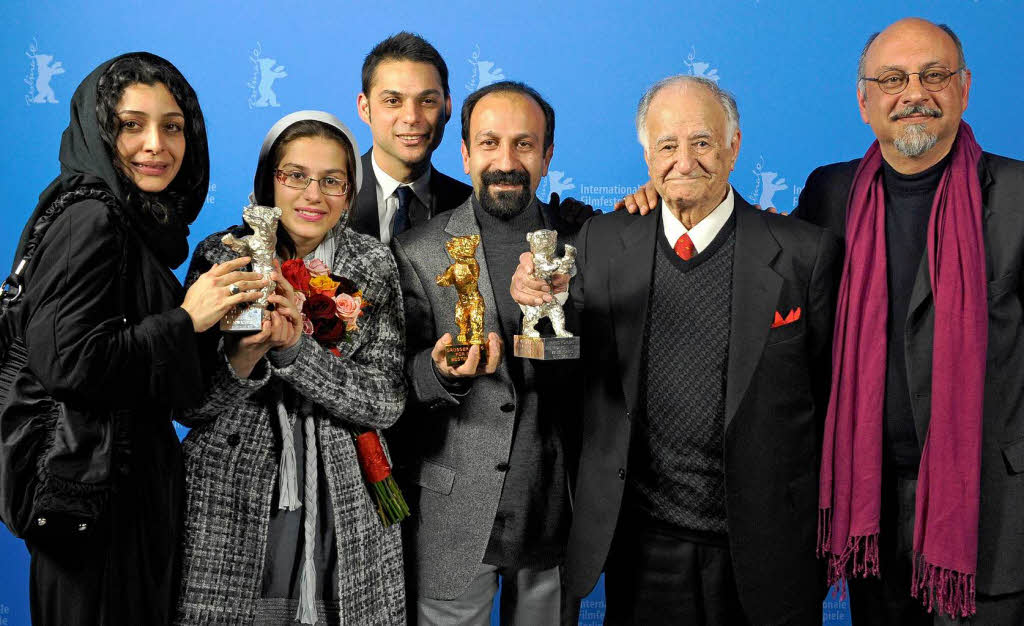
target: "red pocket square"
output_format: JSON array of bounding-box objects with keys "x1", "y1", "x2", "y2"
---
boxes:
[{"x1": 771, "y1": 307, "x2": 801, "y2": 328}]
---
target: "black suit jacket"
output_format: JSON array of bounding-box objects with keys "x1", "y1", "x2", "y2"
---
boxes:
[
  {"x1": 564, "y1": 192, "x2": 841, "y2": 624},
  {"x1": 793, "y1": 152, "x2": 1024, "y2": 595},
  {"x1": 349, "y1": 149, "x2": 472, "y2": 240}
]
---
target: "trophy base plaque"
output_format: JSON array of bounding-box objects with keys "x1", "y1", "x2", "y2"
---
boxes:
[
  {"x1": 445, "y1": 343, "x2": 488, "y2": 367},
  {"x1": 220, "y1": 305, "x2": 264, "y2": 333},
  {"x1": 514, "y1": 335, "x2": 580, "y2": 360}
]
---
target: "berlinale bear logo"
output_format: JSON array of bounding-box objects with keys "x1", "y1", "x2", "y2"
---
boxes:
[
  {"x1": 24, "y1": 40, "x2": 64, "y2": 105},
  {"x1": 248, "y1": 42, "x2": 287, "y2": 109},
  {"x1": 684, "y1": 45, "x2": 720, "y2": 83},
  {"x1": 466, "y1": 45, "x2": 506, "y2": 92}
]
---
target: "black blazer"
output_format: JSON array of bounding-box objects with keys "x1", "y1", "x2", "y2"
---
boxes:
[
  {"x1": 564, "y1": 192, "x2": 841, "y2": 624},
  {"x1": 348, "y1": 149, "x2": 472, "y2": 240},
  {"x1": 793, "y1": 152, "x2": 1024, "y2": 595}
]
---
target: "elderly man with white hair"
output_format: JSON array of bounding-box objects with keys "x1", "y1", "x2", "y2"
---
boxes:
[{"x1": 511, "y1": 75, "x2": 842, "y2": 624}]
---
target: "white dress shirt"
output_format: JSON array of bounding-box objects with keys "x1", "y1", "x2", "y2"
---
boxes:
[
  {"x1": 372, "y1": 149, "x2": 432, "y2": 244},
  {"x1": 661, "y1": 186, "x2": 735, "y2": 255}
]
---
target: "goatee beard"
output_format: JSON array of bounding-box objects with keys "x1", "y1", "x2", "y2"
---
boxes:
[
  {"x1": 479, "y1": 169, "x2": 532, "y2": 220},
  {"x1": 890, "y1": 105, "x2": 941, "y2": 158}
]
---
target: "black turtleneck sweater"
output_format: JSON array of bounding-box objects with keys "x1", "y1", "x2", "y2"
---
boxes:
[
  {"x1": 882, "y1": 154, "x2": 950, "y2": 477},
  {"x1": 473, "y1": 196, "x2": 571, "y2": 570}
]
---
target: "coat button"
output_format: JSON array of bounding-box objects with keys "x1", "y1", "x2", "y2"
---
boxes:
[
  {"x1": 618, "y1": 468, "x2": 626, "y2": 480},
  {"x1": 227, "y1": 433, "x2": 241, "y2": 447},
  {"x1": 36, "y1": 517, "x2": 47, "y2": 527},
  {"x1": 495, "y1": 463, "x2": 510, "y2": 472},
  {"x1": 500, "y1": 402, "x2": 515, "y2": 413}
]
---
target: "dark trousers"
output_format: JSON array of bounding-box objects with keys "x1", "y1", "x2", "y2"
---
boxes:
[
  {"x1": 602, "y1": 517, "x2": 748, "y2": 626},
  {"x1": 850, "y1": 477, "x2": 1024, "y2": 625}
]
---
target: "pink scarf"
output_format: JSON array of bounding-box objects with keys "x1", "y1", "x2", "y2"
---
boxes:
[{"x1": 818, "y1": 121, "x2": 987, "y2": 618}]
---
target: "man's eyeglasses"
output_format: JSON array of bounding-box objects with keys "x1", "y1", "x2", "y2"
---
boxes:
[
  {"x1": 274, "y1": 169, "x2": 350, "y2": 196},
  {"x1": 860, "y1": 66, "x2": 965, "y2": 95}
]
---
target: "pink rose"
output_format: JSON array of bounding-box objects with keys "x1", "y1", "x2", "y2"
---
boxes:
[
  {"x1": 302, "y1": 315, "x2": 314, "y2": 335},
  {"x1": 293, "y1": 290, "x2": 307, "y2": 309},
  {"x1": 306, "y1": 259, "x2": 330, "y2": 277},
  {"x1": 335, "y1": 293, "x2": 362, "y2": 329}
]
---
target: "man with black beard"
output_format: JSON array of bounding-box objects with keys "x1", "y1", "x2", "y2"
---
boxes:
[{"x1": 390, "y1": 82, "x2": 583, "y2": 624}]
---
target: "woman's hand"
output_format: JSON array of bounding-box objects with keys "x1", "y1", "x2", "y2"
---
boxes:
[
  {"x1": 224, "y1": 321, "x2": 274, "y2": 379},
  {"x1": 181, "y1": 257, "x2": 267, "y2": 332},
  {"x1": 224, "y1": 261, "x2": 304, "y2": 378}
]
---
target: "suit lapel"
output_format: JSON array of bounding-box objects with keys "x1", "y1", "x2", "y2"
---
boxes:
[
  {"x1": 428, "y1": 166, "x2": 444, "y2": 219},
  {"x1": 352, "y1": 150, "x2": 381, "y2": 239},
  {"x1": 610, "y1": 206, "x2": 659, "y2": 415},
  {"x1": 725, "y1": 199, "x2": 783, "y2": 431},
  {"x1": 904, "y1": 154, "x2": 996, "y2": 437}
]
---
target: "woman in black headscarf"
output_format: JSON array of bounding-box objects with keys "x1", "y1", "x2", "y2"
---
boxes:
[{"x1": 2, "y1": 53, "x2": 262, "y2": 624}]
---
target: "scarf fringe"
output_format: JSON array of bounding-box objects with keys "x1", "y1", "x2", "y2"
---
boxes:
[
  {"x1": 817, "y1": 507, "x2": 833, "y2": 558},
  {"x1": 296, "y1": 552, "x2": 318, "y2": 624},
  {"x1": 276, "y1": 400, "x2": 301, "y2": 511},
  {"x1": 819, "y1": 507, "x2": 879, "y2": 593},
  {"x1": 911, "y1": 552, "x2": 976, "y2": 618}
]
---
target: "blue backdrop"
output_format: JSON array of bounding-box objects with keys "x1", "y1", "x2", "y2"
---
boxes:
[{"x1": 1, "y1": 1, "x2": 1021, "y2": 623}]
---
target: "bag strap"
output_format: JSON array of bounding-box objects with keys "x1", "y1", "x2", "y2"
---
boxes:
[{"x1": 2, "y1": 188, "x2": 122, "y2": 308}]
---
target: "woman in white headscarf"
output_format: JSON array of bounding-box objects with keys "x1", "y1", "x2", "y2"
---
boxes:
[{"x1": 175, "y1": 111, "x2": 406, "y2": 625}]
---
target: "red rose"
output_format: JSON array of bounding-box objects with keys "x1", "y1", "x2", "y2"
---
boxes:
[
  {"x1": 303, "y1": 293, "x2": 336, "y2": 320},
  {"x1": 313, "y1": 315, "x2": 347, "y2": 344},
  {"x1": 281, "y1": 259, "x2": 312, "y2": 294}
]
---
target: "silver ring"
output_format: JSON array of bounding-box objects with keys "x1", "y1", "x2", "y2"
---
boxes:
[{"x1": 228, "y1": 284, "x2": 241, "y2": 296}]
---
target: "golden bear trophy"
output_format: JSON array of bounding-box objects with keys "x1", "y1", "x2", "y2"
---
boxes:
[
  {"x1": 514, "y1": 229, "x2": 580, "y2": 360},
  {"x1": 219, "y1": 203, "x2": 282, "y2": 332},
  {"x1": 436, "y1": 235, "x2": 488, "y2": 367}
]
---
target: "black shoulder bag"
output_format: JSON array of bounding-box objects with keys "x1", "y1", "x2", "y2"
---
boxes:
[{"x1": 0, "y1": 187, "x2": 129, "y2": 540}]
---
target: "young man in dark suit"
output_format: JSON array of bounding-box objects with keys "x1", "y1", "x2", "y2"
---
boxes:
[
  {"x1": 513, "y1": 76, "x2": 841, "y2": 624},
  {"x1": 352, "y1": 32, "x2": 471, "y2": 243}
]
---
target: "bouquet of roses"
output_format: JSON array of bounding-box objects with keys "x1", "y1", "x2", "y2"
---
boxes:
[
  {"x1": 281, "y1": 258, "x2": 370, "y2": 356},
  {"x1": 280, "y1": 258, "x2": 410, "y2": 526}
]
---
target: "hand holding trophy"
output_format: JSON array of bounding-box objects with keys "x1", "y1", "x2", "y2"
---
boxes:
[
  {"x1": 220, "y1": 203, "x2": 283, "y2": 332},
  {"x1": 514, "y1": 229, "x2": 580, "y2": 360}
]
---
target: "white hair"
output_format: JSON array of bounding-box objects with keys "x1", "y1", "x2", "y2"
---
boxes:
[{"x1": 635, "y1": 75, "x2": 740, "y2": 149}]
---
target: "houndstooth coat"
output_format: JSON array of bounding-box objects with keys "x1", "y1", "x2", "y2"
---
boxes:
[{"x1": 173, "y1": 225, "x2": 407, "y2": 625}]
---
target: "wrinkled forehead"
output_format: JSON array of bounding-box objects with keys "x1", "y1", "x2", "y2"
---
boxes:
[{"x1": 647, "y1": 84, "x2": 727, "y2": 134}]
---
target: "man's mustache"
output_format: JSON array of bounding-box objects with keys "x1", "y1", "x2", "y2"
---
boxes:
[
  {"x1": 482, "y1": 169, "x2": 530, "y2": 188},
  {"x1": 890, "y1": 105, "x2": 942, "y2": 121}
]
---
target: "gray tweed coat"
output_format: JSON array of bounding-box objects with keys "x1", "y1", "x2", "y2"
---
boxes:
[{"x1": 174, "y1": 226, "x2": 407, "y2": 625}]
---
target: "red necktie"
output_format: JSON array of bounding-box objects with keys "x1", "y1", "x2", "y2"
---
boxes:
[{"x1": 674, "y1": 233, "x2": 695, "y2": 260}]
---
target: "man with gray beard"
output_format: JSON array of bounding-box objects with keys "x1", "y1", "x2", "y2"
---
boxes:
[
  {"x1": 797, "y1": 18, "x2": 1024, "y2": 625},
  {"x1": 614, "y1": 17, "x2": 1024, "y2": 625}
]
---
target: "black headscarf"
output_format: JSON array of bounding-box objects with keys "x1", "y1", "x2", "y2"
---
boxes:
[{"x1": 13, "y1": 52, "x2": 209, "y2": 271}]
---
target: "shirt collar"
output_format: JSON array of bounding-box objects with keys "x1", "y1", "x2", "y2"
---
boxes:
[
  {"x1": 661, "y1": 186, "x2": 735, "y2": 253},
  {"x1": 371, "y1": 148, "x2": 432, "y2": 205}
]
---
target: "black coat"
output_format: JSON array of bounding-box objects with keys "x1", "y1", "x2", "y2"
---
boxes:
[
  {"x1": 6, "y1": 197, "x2": 203, "y2": 624},
  {"x1": 348, "y1": 149, "x2": 472, "y2": 240},
  {"x1": 793, "y1": 152, "x2": 1024, "y2": 595},
  {"x1": 564, "y1": 193, "x2": 841, "y2": 624}
]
